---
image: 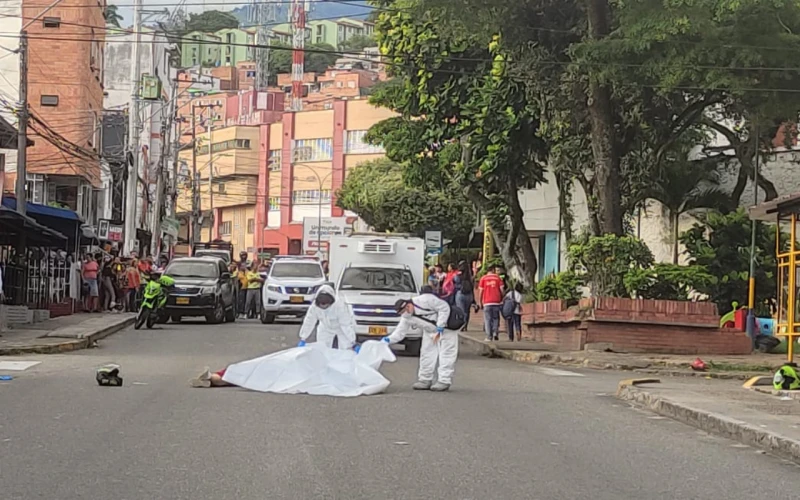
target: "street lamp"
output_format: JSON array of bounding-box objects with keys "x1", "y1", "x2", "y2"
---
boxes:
[{"x1": 292, "y1": 164, "x2": 333, "y2": 258}]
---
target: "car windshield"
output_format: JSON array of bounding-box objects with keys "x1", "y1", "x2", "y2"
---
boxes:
[
  {"x1": 165, "y1": 261, "x2": 219, "y2": 279},
  {"x1": 339, "y1": 268, "x2": 416, "y2": 292},
  {"x1": 271, "y1": 262, "x2": 323, "y2": 279}
]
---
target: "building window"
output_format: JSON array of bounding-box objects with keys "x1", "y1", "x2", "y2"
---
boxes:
[
  {"x1": 247, "y1": 218, "x2": 254, "y2": 234},
  {"x1": 42, "y1": 17, "x2": 60, "y2": 28},
  {"x1": 26, "y1": 174, "x2": 45, "y2": 204},
  {"x1": 292, "y1": 189, "x2": 331, "y2": 205},
  {"x1": 291, "y1": 138, "x2": 333, "y2": 162},
  {"x1": 345, "y1": 130, "x2": 384, "y2": 154},
  {"x1": 246, "y1": 70, "x2": 256, "y2": 78},
  {"x1": 268, "y1": 149, "x2": 282, "y2": 171},
  {"x1": 220, "y1": 221, "x2": 232, "y2": 235},
  {"x1": 268, "y1": 196, "x2": 280, "y2": 211},
  {"x1": 40, "y1": 95, "x2": 59, "y2": 107}
]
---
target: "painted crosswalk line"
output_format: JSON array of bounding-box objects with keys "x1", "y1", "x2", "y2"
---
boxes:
[
  {"x1": 0, "y1": 361, "x2": 42, "y2": 371},
  {"x1": 537, "y1": 367, "x2": 585, "y2": 377}
]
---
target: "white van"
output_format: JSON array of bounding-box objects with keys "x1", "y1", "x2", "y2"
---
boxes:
[{"x1": 328, "y1": 234, "x2": 425, "y2": 355}]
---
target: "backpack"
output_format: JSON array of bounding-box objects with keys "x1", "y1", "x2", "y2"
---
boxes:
[
  {"x1": 501, "y1": 292, "x2": 518, "y2": 319},
  {"x1": 414, "y1": 301, "x2": 467, "y2": 331}
]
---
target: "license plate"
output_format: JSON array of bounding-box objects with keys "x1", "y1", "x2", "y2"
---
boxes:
[
  {"x1": 368, "y1": 326, "x2": 387, "y2": 335},
  {"x1": 176, "y1": 297, "x2": 190, "y2": 305},
  {"x1": 289, "y1": 296, "x2": 304, "y2": 304}
]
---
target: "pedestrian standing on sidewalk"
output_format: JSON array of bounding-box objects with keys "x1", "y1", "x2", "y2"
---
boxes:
[
  {"x1": 244, "y1": 261, "x2": 264, "y2": 319},
  {"x1": 82, "y1": 254, "x2": 99, "y2": 312},
  {"x1": 100, "y1": 255, "x2": 117, "y2": 311},
  {"x1": 453, "y1": 261, "x2": 475, "y2": 331},
  {"x1": 440, "y1": 263, "x2": 458, "y2": 305},
  {"x1": 478, "y1": 265, "x2": 504, "y2": 341},
  {"x1": 502, "y1": 283, "x2": 523, "y2": 341},
  {"x1": 125, "y1": 259, "x2": 141, "y2": 312},
  {"x1": 237, "y1": 261, "x2": 249, "y2": 318}
]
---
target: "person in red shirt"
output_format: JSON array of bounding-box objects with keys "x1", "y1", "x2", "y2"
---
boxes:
[{"x1": 478, "y1": 265, "x2": 504, "y2": 341}]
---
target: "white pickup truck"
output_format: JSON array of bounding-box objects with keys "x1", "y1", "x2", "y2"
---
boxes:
[{"x1": 328, "y1": 233, "x2": 425, "y2": 356}]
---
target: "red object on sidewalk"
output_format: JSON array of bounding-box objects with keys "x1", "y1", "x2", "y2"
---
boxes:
[
  {"x1": 734, "y1": 308, "x2": 747, "y2": 331},
  {"x1": 691, "y1": 358, "x2": 707, "y2": 372}
]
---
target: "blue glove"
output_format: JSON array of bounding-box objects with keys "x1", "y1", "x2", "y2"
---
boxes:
[
  {"x1": 436, "y1": 327, "x2": 444, "y2": 335},
  {"x1": 381, "y1": 336, "x2": 391, "y2": 343},
  {"x1": 353, "y1": 344, "x2": 361, "y2": 353},
  {"x1": 297, "y1": 340, "x2": 306, "y2": 347}
]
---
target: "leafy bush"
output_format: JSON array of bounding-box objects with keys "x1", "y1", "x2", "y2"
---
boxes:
[
  {"x1": 680, "y1": 209, "x2": 779, "y2": 316},
  {"x1": 568, "y1": 233, "x2": 654, "y2": 297},
  {"x1": 624, "y1": 263, "x2": 715, "y2": 301},
  {"x1": 533, "y1": 271, "x2": 585, "y2": 306}
]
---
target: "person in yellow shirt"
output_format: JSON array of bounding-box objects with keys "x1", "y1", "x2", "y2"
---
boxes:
[
  {"x1": 235, "y1": 262, "x2": 248, "y2": 318},
  {"x1": 244, "y1": 261, "x2": 264, "y2": 319}
]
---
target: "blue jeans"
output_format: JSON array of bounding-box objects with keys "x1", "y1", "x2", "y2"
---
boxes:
[
  {"x1": 483, "y1": 304, "x2": 501, "y2": 339},
  {"x1": 456, "y1": 291, "x2": 473, "y2": 329},
  {"x1": 506, "y1": 314, "x2": 522, "y2": 341}
]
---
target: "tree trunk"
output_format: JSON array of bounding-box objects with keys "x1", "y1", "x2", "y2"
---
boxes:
[
  {"x1": 585, "y1": 0, "x2": 623, "y2": 236},
  {"x1": 672, "y1": 211, "x2": 680, "y2": 265}
]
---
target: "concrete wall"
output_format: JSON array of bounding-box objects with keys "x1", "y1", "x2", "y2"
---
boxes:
[{"x1": 0, "y1": 1, "x2": 20, "y2": 175}]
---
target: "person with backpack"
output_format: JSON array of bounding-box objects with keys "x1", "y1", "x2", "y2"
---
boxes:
[
  {"x1": 382, "y1": 293, "x2": 462, "y2": 392},
  {"x1": 502, "y1": 283, "x2": 524, "y2": 341},
  {"x1": 453, "y1": 261, "x2": 475, "y2": 331}
]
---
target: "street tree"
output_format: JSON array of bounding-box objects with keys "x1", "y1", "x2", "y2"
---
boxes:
[
  {"x1": 368, "y1": 2, "x2": 544, "y2": 287},
  {"x1": 339, "y1": 34, "x2": 377, "y2": 52},
  {"x1": 336, "y1": 158, "x2": 475, "y2": 240},
  {"x1": 185, "y1": 10, "x2": 239, "y2": 33},
  {"x1": 104, "y1": 5, "x2": 123, "y2": 28}
]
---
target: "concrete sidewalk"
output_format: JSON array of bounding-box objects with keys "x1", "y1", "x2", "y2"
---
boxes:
[
  {"x1": 459, "y1": 325, "x2": 786, "y2": 379},
  {"x1": 0, "y1": 312, "x2": 135, "y2": 355},
  {"x1": 617, "y1": 378, "x2": 800, "y2": 463}
]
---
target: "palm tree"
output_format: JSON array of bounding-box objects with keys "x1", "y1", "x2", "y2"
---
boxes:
[
  {"x1": 105, "y1": 4, "x2": 123, "y2": 28},
  {"x1": 641, "y1": 154, "x2": 733, "y2": 264}
]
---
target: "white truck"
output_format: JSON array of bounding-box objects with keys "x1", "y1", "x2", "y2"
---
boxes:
[{"x1": 328, "y1": 233, "x2": 425, "y2": 355}]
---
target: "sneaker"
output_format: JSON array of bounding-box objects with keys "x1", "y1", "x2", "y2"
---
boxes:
[
  {"x1": 412, "y1": 380, "x2": 432, "y2": 390},
  {"x1": 190, "y1": 367, "x2": 212, "y2": 388},
  {"x1": 431, "y1": 382, "x2": 451, "y2": 392}
]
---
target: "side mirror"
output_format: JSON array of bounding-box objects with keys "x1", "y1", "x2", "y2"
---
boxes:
[{"x1": 221, "y1": 272, "x2": 231, "y2": 280}]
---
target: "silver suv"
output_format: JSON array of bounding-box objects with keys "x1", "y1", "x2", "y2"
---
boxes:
[{"x1": 260, "y1": 256, "x2": 327, "y2": 324}]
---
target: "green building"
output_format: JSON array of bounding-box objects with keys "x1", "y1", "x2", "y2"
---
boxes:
[
  {"x1": 272, "y1": 17, "x2": 374, "y2": 49},
  {"x1": 180, "y1": 28, "x2": 256, "y2": 68}
]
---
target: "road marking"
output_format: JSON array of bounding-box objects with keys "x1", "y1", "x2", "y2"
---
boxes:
[
  {"x1": 537, "y1": 367, "x2": 585, "y2": 377},
  {"x1": 0, "y1": 361, "x2": 41, "y2": 371}
]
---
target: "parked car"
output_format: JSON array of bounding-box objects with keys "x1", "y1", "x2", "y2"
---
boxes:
[
  {"x1": 261, "y1": 256, "x2": 327, "y2": 324},
  {"x1": 163, "y1": 257, "x2": 237, "y2": 324}
]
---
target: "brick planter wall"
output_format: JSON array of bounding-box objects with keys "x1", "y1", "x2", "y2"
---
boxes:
[
  {"x1": 523, "y1": 297, "x2": 752, "y2": 355},
  {"x1": 49, "y1": 301, "x2": 75, "y2": 318}
]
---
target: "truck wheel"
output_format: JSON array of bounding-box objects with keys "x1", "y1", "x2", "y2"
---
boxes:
[
  {"x1": 260, "y1": 309, "x2": 275, "y2": 324},
  {"x1": 405, "y1": 338, "x2": 422, "y2": 357}
]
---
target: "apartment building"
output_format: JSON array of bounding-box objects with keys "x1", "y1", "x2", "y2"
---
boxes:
[
  {"x1": 180, "y1": 28, "x2": 256, "y2": 68},
  {"x1": 273, "y1": 17, "x2": 375, "y2": 48},
  {"x1": 255, "y1": 98, "x2": 394, "y2": 255},
  {"x1": 18, "y1": 0, "x2": 106, "y2": 224}
]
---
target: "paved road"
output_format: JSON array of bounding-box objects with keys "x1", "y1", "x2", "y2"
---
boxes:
[{"x1": 0, "y1": 319, "x2": 797, "y2": 500}]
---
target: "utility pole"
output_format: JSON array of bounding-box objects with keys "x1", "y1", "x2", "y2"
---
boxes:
[
  {"x1": 207, "y1": 108, "x2": 214, "y2": 226},
  {"x1": 150, "y1": 82, "x2": 177, "y2": 257},
  {"x1": 124, "y1": 0, "x2": 143, "y2": 256},
  {"x1": 15, "y1": 32, "x2": 27, "y2": 216},
  {"x1": 190, "y1": 106, "x2": 199, "y2": 246}
]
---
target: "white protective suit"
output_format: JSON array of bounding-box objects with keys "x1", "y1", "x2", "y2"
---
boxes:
[
  {"x1": 387, "y1": 294, "x2": 459, "y2": 385},
  {"x1": 298, "y1": 285, "x2": 356, "y2": 350}
]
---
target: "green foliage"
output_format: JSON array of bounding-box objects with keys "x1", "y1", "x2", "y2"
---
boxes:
[
  {"x1": 534, "y1": 271, "x2": 584, "y2": 306},
  {"x1": 339, "y1": 34, "x2": 377, "y2": 52},
  {"x1": 336, "y1": 158, "x2": 474, "y2": 240},
  {"x1": 185, "y1": 10, "x2": 239, "y2": 33},
  {"x1": 269, "y1": 43, "x2": 338, "y2": 76},
  {"x1": 104, "y1": 5, "x2": 123, "y2": 28},
  {"x1": 568, "y1": 234, "x2": 654, "y2": 297},
  {"x1": 680, "y1": 209, "x2": 778, "y2": 316},
  {"x1": 624, "y1": 263, "x2": 715, "y2": 302},
  {"x1": 475, "y1": 256, "x2": 504, "y2": 280}
]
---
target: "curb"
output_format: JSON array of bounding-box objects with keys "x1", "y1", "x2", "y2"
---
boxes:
[
  {"x1": 457, "y1": 333, "x2": 770, "y2": 380},
  {"x1": 617, "y1": 384, "x2": 800, "y2": 463},
  {"x1": 0, "y1": 316, "x2": 135, "y2": 355}
]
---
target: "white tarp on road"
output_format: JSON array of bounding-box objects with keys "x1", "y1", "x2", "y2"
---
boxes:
[{"x1": 221, "y1": 340, "x2": 397, "y2": 397}]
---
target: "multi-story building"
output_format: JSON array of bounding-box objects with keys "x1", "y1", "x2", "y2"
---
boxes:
[
  {"x1": 12, "y1": 0, "x2": 106, "y2": 224},
  {"x1": 180, "y1": 28, "x2": 255, "y2": 68},
  {"x1": 255, "y1": 98, "x2": 394, "y2": 255},
  {"x1": 273, "y1": 18, "x2": 374, "y2": 48}
]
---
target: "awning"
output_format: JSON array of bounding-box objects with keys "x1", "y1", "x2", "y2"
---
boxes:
[
  {"x1": 1, "y1": 196, "x2": 82, "y2": 221},
  {"x1": 749, "y1": 192, "x2": 800, "y2": 222},
  {"x1": 0, "y1": 206, "x2": 67, "y2": 247}
]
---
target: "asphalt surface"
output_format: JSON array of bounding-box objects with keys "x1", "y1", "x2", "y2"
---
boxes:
[{"x1": 1, "y1": 319, "x2": 798, "y2": 500}]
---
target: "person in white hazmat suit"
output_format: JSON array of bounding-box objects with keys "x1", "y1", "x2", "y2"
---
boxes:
[
  {"x1": 382, "y1": 294, "x2": 458, "y2": 392},
  {"x1": 297, "y1": 284, "x2": 357, "y2": 350}
]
